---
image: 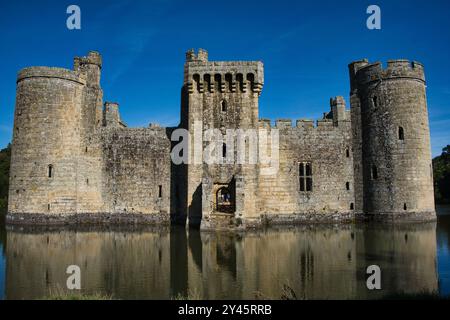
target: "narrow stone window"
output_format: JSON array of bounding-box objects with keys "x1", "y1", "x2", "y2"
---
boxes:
[
  {"x1": 371, "y1": 165, "x2": 378, "y2": 180},
  {"x1": 85, "y1": 146, "x2": 88, "y2": 153},
  {"x1": 299, "y1": 163, "x2": 305, "y2": 191},
  {"x1": 346, "y1": 147, "x2": 350, "y2": 158},
  {"x1": 350, "y1": 203, "x2": 354, "y2": 210},
  {"x1": 403, "y1": 203, "x2": 407, "y2": 210},
  {"x1": 48, "y1": 204, "x2": 50, "y2": 211},
  {"x1": 221, "y1": 100, "x2": 227, "y2": 112},
  {"x1": 214, "y1": 74, "x2": 222, "y2": 91},
  {"x1": 299, "y1": 162, "x2": 313, "y2": 192},
  {"x1": 48, "y1": 165, "x2": 53, "y2": 178},
  {"x1": 398, "y1": 126, "x2": 404, "y2": 140},
  {"x1": 236, "y1": 73, "x2": 244, "y2": 91},
  {"x1": 346, "y1": 182, "x2": 350, "y2": 190},
  {"x1": 222, "y1": 143, "x2": 227, "y2": 158},
  {"x1": 247, "y1": 73, "x2": 255, "y2": 89},
  {"x1": 193, "y1": 74, "x2": 201, "y2": 92},
  {"x1": 225, "y1": 73, "x2": 233, "y2": 91},
  {"x1": 158, "y1": 185, "x2": 162, "y2": 198},
  {"x1": 86, "y1": 179, "x2": 89, "y2": 185},
  {"x1": 203, "y1": 74, "x2": 211, "y2": 92},
  {"x1": 372, "y1": 96, "x2": 378, "y2": 108}
]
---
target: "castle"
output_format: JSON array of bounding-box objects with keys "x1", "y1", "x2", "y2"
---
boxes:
[{"x1": 7, "y1": 50, "x2": 436, "y2": 230}]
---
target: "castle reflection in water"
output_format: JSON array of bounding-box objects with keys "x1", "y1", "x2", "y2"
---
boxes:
[{"x1": 4, "y1": 222, "x2": 438, "y2": 300}]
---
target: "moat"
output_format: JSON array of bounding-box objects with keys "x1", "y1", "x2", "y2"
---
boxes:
[{"x1": 0, "y1": 206, "x2": 449, "y2": 300}]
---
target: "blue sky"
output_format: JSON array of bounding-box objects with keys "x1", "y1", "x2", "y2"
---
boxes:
[{"x1": 0, "y1": 0, "x2": 449, "y2": 156}]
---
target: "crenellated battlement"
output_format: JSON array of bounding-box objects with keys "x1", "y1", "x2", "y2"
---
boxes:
[
  {"x1": 74, "y1": 51, "x2": 102, "y2": 70},
  {"x1": 352, "y1": 59, "x2": 425, "y2": 87},
  {"x1": 257, "y1": 95, "x2": 349, "y2": 131},
  {"x1": 257, "y1": 117, "x2": 347, "y2": 131},
  {"x1": 185, "y1": 49, "x2": 264, "y2": 94},
  {"x1": 275, "y1": 119, "x2": 293, "y2": 129},
  {"x1": 73, "y1": 51, "x2": 102, "y2": 87},
  {"x1": 186, "y1": 48, "x2": 209, "y2": 62}
]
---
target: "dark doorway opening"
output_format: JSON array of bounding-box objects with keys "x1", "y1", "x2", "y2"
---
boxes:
[{"x1": 216, "y1": 187, "x2": 235, "y2": 214}]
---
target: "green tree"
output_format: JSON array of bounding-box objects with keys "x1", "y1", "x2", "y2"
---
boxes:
[
  {"x1": 0, "y1": 143, "x2": 11, "y2": 214},
  {"x1": 433, "y1": 145, "x2": 450, "y2": 203}
]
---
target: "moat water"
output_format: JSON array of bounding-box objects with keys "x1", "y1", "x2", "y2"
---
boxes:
[{"x1": 0, "y1": 207, "x2": 449, "y2": 300}]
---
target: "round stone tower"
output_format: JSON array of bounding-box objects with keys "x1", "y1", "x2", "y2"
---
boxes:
[
  {"x1": 350, "y1": 59, "x2": 435, "y2": 220},
  {"x1": 8, "y1": 67, "x2": 86, "y2": 219}
]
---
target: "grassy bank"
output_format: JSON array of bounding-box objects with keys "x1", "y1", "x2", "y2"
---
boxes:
[
  {"x1": 40, "y1": 286, "x2": 114, "y2": 300},
  {"x1": 43, "y1": 293, "x2": 114, "y2": 300}
]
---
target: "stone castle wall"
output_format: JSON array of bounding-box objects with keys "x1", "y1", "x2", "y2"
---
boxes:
[
  {"x1": 7, "y1": 50, "x2": 436, "y2": 228},
  {"x1": 7, "y1": 52, "x2": 173, "y2": 225},
  {"x1": 350, "y1": 60, "x2": 435, "y2": 220},
  {"x1": 98, "y1": 127, "x2": 172, "y2": 220},
  {"x1": 8, "y1": 67, "x2": 86, "y2": 216},
  {"x1": 255, "y1": 112, "x2": 354, "y2": 223}
]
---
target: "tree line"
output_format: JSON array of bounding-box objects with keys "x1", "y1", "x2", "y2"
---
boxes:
[
  {"x1": 0, "y1": 144, "x2": 11, "y2": 215},
  {"x1": 433, "y1": 145, "x2": 450, "y2": 204}
]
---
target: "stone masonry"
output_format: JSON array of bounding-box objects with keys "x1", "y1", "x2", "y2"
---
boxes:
[{"x1": 7, "y1": 50, "x2": 436, "y2": 230}]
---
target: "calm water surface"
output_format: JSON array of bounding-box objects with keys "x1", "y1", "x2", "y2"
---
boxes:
[{"x1": 0, "y1": 207, "x2": 449, "y2": 300}]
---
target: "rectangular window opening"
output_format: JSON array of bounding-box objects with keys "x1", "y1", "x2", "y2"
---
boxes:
[{"x1": 299, "y1": 162, "x2": 313, "y2": 192}]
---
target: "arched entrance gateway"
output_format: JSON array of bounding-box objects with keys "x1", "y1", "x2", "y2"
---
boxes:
[{"x1": 214, "y1": 182, "x2": 236, "y2": 214}]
